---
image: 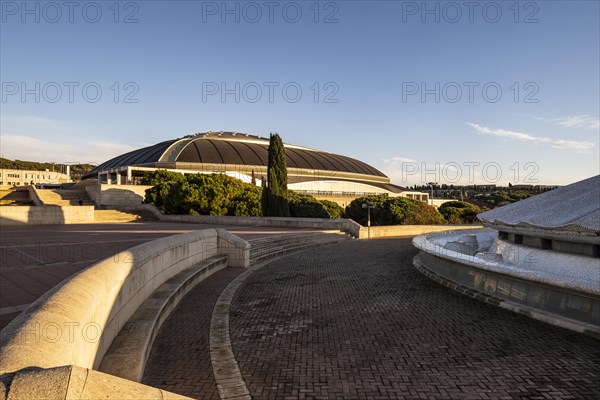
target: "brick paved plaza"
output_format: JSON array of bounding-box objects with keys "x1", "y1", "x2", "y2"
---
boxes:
[
  {"x1": 143, "y1": 239, "x2": 600, "y2": 400},
  {"x1": 0, "y1": 222, "x2": 316, "y2": 329}
]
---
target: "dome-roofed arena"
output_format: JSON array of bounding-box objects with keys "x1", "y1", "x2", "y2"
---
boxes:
[{"x1": 85, "y1": 132, "x2": 428, "y2": 206}]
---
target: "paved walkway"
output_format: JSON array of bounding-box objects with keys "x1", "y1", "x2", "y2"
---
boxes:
[
  {"x1": 143, "y1": 267, "x2": 245, "y2": 399},
  {"x1": 144, "y1": 239, "x2": 599, "y2": 399},
  {"x1": 0, "y1": 222, "x2": 319, "y2": 329}
]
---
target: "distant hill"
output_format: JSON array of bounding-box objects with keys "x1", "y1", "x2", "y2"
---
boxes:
[{"x1": 0, "y1": 158, "x2": 96, "y2": 181}]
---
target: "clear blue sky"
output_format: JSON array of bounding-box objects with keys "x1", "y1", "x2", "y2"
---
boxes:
[{"x1": 1, "y1": 0, "x2": 598, "y2": 186}]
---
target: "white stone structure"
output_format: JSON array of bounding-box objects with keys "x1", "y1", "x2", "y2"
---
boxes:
[{"x1": 413, "y1": 175, "x2": 600, "y2": 334}]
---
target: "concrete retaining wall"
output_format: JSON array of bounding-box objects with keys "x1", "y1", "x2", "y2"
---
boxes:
[
  {"x1": 123, "y1": 205, "x2": 481, "y2": 239},
  {"x1": 27, "y1": 185, "x2": 44, "y2": 206},
  {"x1": 119, "y1": 204, "x2": 364, "y2": 237},
  {"x1": 0, "y1": 229, "x2": 250, "y2": 375},
  {"x1": 86, "y1": 184, "x2": 152, "y2": 208},
  {"x1": 162, "y1": 214, "x2": 362, "y2": 237},
  {"x1": 359, "y1": 224, "x2": 482, "y2": 238},
  {"x1": 0, "y1": 205, "x2": 95, "y2": 225}
]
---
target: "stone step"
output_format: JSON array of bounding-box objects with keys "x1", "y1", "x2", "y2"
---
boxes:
[
  {"x1": 250, "y1": 234, "x2": 345, "y2": 246},
  {"x1": 93, "y1": 209, "x2": 159, "y2": 223},
  {"x1": 250, "y1": 232, "x2": 346, "y2": 244},
  {"x1": 250, "y1": 243, "x2": 341, "y2": 259},
  {"x1": 248, "y1": 233, "x2": 349, "y2": 263},
  {"x1": 99, "y1": 256, "x2": 227, "y2": 382},
  {"x1": 94, "y1": 210, "x2": 141, "y2": 223},
  {"x1": 250, "y1": 237, "x2": 344, "y2": 254},
  {"x1": 250, "y1": 242, "x2": 344, "y2": 264}
]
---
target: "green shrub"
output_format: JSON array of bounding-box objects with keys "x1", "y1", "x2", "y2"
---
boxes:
[
  {"x1": 140, "y1": 170, "x2": 185, "y2": 186},
  {"x1": 438, "y1": 201, "x2": 481, "y2": 224},
  {"x1": 319, "y1": 199, "x2": 344, "y2": 219},
  {"x1": 144, "y1": 171, "x2": 262, "y2": 216},
  {"x1": 288, "y1": 193, "x2": 344, "y2": 219},
  {"x1": 345, "y1": 195, "x2": 445, "y2": 226},
  {"x1": 143, "y1": 170, "x2": 343, "y2": 219},
  {"x1": 289, "y1": 196, "x2": 329, "y2": 218}
]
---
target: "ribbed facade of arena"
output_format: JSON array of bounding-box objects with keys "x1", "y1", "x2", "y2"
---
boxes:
[{"x1": 85, "y1": 132, "x2": 428, "y2": 206}]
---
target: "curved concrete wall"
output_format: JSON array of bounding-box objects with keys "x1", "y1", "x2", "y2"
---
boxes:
[
  {"x1": 0, "y1": 229, "x2": 250, "y2": 374},
  {"x1": 0, "y1": 365, "x2": 192, "y2": 400},
  {"x1": 0, "y1": 205, "x2": 95, "y2": 225},
  {"x1": 360, "y1": 224, "x2": 481, "y2": 239},
  {"x1": 413, "y1": 229, "x2": 600, "y2": 334}
]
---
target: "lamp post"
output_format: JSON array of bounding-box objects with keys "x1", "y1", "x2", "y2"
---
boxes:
[
  {"x1": 362, "y1": 203, "x2": 376, "y2": 239},
  {"x1": 427, "y1": 182, "x2": 438, "y2": 206}
]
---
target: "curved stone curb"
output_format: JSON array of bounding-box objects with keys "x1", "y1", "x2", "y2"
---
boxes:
[
  {"x1": 210, "y1": 260, "x2": 274, "y2": 399},
  {"x1": 210, "y1": 265, "x2": 256, "y2": 400},
  {"x1": 209, "y1": 242, "x2": 344, "y2": 400}
]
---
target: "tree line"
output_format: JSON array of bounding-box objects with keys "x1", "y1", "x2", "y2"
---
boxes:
[
  {"x1": 142, "y1": 170, "x2": 479, "y2": 225},
  {"x1": 0, "y1": 158, "x2": 95, "y2": 180}
]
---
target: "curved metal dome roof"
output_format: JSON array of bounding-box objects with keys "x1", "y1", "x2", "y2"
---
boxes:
[
  {"x1": 87, "y1": 132, "x2": 387, "y2": 178},
  {"x1": 88, "y1": 139, "x2": 178, "y2": 176}
]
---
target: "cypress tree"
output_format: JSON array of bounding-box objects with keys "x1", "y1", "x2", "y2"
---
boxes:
[
  {"x1": 263, "y1": 133, "x2": 290, "y2": 217},
  {"x1": 261, "y1": 179, "x2": 268, "y2": 214}
]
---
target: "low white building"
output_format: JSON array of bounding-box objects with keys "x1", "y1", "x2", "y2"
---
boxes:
[{"x1": 0, "y1": 169, "x2": 71, "y2": 187}]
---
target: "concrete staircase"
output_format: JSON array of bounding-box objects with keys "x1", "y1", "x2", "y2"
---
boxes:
[
  {"x1": 32, "y1": 188, "x2": 157, "y2": 224},
  {"x1": 249, "y1": 231, "x2": 351, "y2": 264},
  {"x1": 99, "y1": 256, "x2": 227, "y2": 381},
  {"x1": 93, "y1": 209, "x2": 157, "y2": 223},
  {"x1": 36, "y1": 189, "x2": 95, "y2": 206}
]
